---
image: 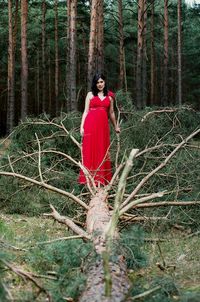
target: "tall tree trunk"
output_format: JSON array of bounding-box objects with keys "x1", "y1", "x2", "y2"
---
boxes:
[
  {"x1": 21, "y1": 0, "x2": 28, "y2": 120},
  {"x1": 142, "y1": 0, "x2": 147, "y2": 107},
  {"x1": 118, "y1": 0, "x2": 125, "y2": 89},
  {"x1": 48, "y1": 39, "x2": 52, "y2": 114},
  {"x1": 36, "y1": 50, "x2": 40, "y2": 114},
  {"x1": 7, "y1": 0, "x2": 15, "y2": 133},
  {"x1": 96, "y1": 0, "x2": 104, "y2": 73},
  {"x1": 163, "y1": 0, "x2": 169, "y2": 106},
  {"x1": 88, "y1": 0, "x2": 98, "y2": 89},
  {"x1": 136, "y1": 0, "x2": 144, "y2": 108},
  {"x1": 150, "y1": 0, "x2": 155, "y2": 105},
  {"x1": 69, "y1": 0, "x2": 77, "y2": 111},
  {"x1": 55, "y1": 0, "x2": 59, "y2": 114},
  {"x1": 177, "y1": 0, "x2": 182, "y2": 106},
  {"x1": 66, "y1": 0, "x2": 71, "y2": 111},
  {"x1": 42, "y1": 0, "x2": 46, "y2": 112}
]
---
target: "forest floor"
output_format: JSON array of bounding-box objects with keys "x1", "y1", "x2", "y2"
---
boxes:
[{"x1": 1, "y1": 213, "x2": 200, "y2": 301}]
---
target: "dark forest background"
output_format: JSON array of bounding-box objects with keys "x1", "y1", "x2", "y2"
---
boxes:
[{"x1": 0, "y1": 0, "x2": 200, "y2": 136}]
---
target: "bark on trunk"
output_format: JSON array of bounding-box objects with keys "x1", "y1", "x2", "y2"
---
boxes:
[
  {"x1": 42, "y1": 0, "x2": 46, "y2": 112},
  {"x1": 142, "y1": 0, "x2": 147, "y2": 107},
  {"x1": 66, "y1": 0, "x2": 71, "y2": 111},
  {"x1": 79, "y1": 190, "x2": 130, "y2": 302},
  {"x1": 118, "y1": 0, "x2": 125, "y2": 89},
  {"x1": 96, "y1": 0, "x2": 104, "y2": 73},
  {"x1": 7, "y1": 0, "x2": 15, "y2": 133},
  {"x1": 69, "y1": 0, "x2": 77, "y2": 111},
  {"x1": 87, "y1": 0, "x2": 98, "y2": 89},
  {"x1": 150, "y1": 0, "x2": 155, "y2": 105},
  {"x1": 21, "y1": 0, "x2": 28, "y2": 120},
  {"x1": 163, "y1": 0, "x2": 169, "y2": 106},
  {"x1": 55, "y1": 0, "x2": 59, "y2": 114},
  {"x1": 177, "y1": 0, "x2": 182, "y2": 106},
  {"x1": 136, "y1": 0, "x2": 144, "y2": 109}
]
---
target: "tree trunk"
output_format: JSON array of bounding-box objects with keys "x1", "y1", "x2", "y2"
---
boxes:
[
  {"x1": 88, "y1": 0, "x2": 98, "y2": 89},
  {"x1": 96, "y1": 0, "x2": 104, "y2": 73},
  {"x1": 118, "y1": 0, "x2": 125, "y2": 89},
  {"x1": 48, "y1": 39, "x2": 52, "y2": 114},
  {"x1": 136, "y1": 0, "x2": 144, "y2": 109},
  {"x1": 79, "y1": 190, "x2": 130, "y2": 301},
  {"x1": 42, "y1": 0, "x2": 46, "y2": 112},
  {"x1": 54, "y1": 0, "x2": 59, "y2": 114},
  {"x1": 142, "y1": 0, "x2": 147, "y2": 107},
  {"x1": 66, "y1": 0, "x2": 71, "y2": 111},
  {"x1": 150, "y1": 0, "x2": 155, "y2": 105},
  {"x1": 177, "y1": 0, "x2": 182, "y2": 106},
  {"x1": 7, "y1": 0, "x2": 15, "y2": 133},
  {"x1": 163, "y1": 0, "x2": 169, "y2": 106},
  {"x1": 7, "y1": 0, "x2": 19, "y2": 133},
  {"x1": 69, "y1": 0, "x2": 77, "y2": 111},
  {"x1": 21, "y1": 0, "x2": 28, "y2": 120},
  {"x1": 36, "y1": 50, "x2": 40, "y2": 114}
]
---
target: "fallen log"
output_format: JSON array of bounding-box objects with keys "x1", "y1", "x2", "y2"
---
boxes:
[{"x1": 79, "y1": 189, "x2": 130, "y2": 302}]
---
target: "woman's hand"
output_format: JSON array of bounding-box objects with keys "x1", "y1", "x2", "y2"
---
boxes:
[{"x1": 115, "y1": 125, "x2": 121, "y2": 133}]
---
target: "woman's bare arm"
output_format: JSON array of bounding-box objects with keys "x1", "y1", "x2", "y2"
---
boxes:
[
  {"x1": 109, "y1": 97, "x2": 120, "y2": 133},
  {"x1": 80, "y1": 92, "x2": 92, "y2": 136}
]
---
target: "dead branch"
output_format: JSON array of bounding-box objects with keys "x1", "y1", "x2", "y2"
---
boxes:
[
  {"x1": 23, "y1": 118, "x2": 81, "y2": 149},
  {"x1": 34, "y1": 235, "x2": 85, "y2": 246},
  {"x1": 0, "y1": 240, "x2": 28, "y2": 252},
  {"x1": 0, "y1": 171, "x2": 88, "y2": 210},
  {"x1": 1, "y1": 259, "x2": 52, "y2": 302},
  {"x1": 106, "y1": 149, "x2": 140, "y2": 242},
  {"x1": 121, "y1": 128, "x2": 200, "y2": 209},
  {"x1": 134, "y1": 200, "x2": 200, "y2": 208},
  {"x1": 103, "y1": 149, "x2": 139, "y2": 296},
  {"x1": 35, "y1": 133, "x2": 44, "y2": 183},
  {"x1": 131, "y1": 286, "x2": 161, "y2": 300},
  {"x1": 106, "y1": 162, "x2": 124, "y2": 190},
  {"x1": 44, "y1": 204, "x2": 90, "y2": 240},
  {"x1": 185, "y1": 230, "x2": 200, "y2": 238},
  {"x1": 141, "y1": 106, "x2": 194, "y2": 122},
  {"x1": 120, "y1": 192, "x2": 165, "y2": 216}
]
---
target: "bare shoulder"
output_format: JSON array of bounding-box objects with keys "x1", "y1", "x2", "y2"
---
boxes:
[{"x1": 87, "y1": 91, "x2": 93, "y2": 99}]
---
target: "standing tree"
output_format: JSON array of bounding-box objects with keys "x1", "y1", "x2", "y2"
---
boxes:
[
  {"x1": 96, "y1": 0, "x2": 104, "y2": 73},
  {"x1": 142, "y1": 0, "x2": 147, "y2": 106},
  {"x1": 42, "y1": 0, "x2": 47, "y2": 112},
  {"x1": 136, "y1": 0, "x2": 144, "y2": 108},
  {"x1": 7, "y1": 0, "x2": 15, "y2": 133},
  {"x1": 68, "y1": 0, "x2": 77, "y2": 111},
  {"x1": 88, "y1": 0, "x2": 98, "y2": 88},
  {"x1": 118, "y1": 0, "x2": 125, "y2": 90},
  {"x1": 177, "y1": 0, "x2": 182, "y2": 106},
  {"x1": 163, "y1": 0, "x2": 169, "y2": 105},
  {"x1": 150, "y1": 0, "x2": 155, "y2": 105},
  {"x1": 66, "y1": 0, "x2": 71, "y2": 111},
  {"x1": 54, "y1": 0, "x2": 59, "y2": 114},
  {"x1": 21, "y1": 0, "x2": 28, "y2": 120},
  {"x1": 87, "y1": 0, "x2": 104, "y2": 88}
]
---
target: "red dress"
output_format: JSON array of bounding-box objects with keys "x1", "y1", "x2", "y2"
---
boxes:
[{"x1": 79, "y1": 92, "x2": 114, "y2": 185}]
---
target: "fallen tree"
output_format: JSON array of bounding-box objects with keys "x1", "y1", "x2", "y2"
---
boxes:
[{"x1": 0, "y1": 111, "x2": 200, "y2": 300}]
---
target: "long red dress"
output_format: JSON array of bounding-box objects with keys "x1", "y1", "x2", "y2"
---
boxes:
[{"x1": 79, "y1": 92, "x2": 113, "y2": 185}]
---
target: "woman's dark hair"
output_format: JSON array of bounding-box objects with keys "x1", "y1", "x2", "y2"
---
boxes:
[{"x1": 91, "y1": 73, "x2": 108, "y2": 96}]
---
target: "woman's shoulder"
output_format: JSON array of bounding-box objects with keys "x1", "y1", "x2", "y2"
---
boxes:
[
  {"x1": 86, "y1": 91, "x2": 94, "y2": 99},
  {"x1": 108, "y1": 90, "x2": 115, "y2": 99}
]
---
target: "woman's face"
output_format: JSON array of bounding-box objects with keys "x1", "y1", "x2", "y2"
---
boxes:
[{"x1": 96, "y1": 78, "x2": 105, "y2": 92}]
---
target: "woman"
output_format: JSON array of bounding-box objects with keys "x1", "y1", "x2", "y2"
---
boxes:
[{"x1": 79, "y1": 73, "x2": 120, "y2": 185}]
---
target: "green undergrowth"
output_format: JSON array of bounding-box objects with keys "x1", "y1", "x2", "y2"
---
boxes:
[
  {"x1": 0, "y1": 215, "x2": 200, "y2": 301},
  {"x1": 0, "y1": 106, "x2": 199, "y2": 226}
]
